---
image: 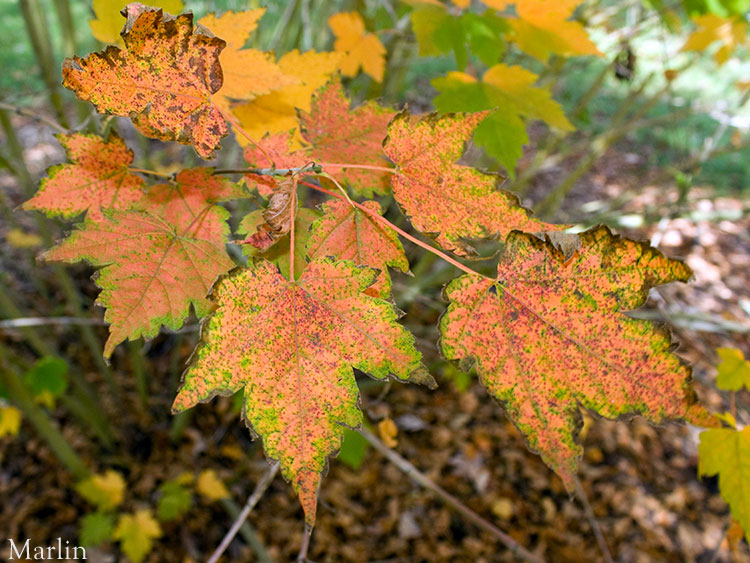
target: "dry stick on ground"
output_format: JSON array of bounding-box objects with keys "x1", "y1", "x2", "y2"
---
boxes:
[
  {"x1": 573, "y1": 475, "x2": 614, "y2": 563},
  {"x1": 207, "y1": 461, "x2": 281, "y2": 563},
  {"x1": 359, "y1": 427, "x2": 547, "y2": 563}
]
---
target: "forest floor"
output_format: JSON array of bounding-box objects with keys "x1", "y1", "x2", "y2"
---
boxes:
[{"x1": 1, "y1": 112, "x2": 749, "y2": 563}]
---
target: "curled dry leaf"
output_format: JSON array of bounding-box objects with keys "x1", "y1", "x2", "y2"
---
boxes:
[{"x1": 244, "y1": 176, "x2": 297, "y2": 252}]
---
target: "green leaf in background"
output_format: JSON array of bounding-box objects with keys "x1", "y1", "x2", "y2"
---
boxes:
[
  {"x1": 156, "y1": 480, "x2": 193, "y2": 522},
  {"x1": 80, "y1": 511, "x2": 116, "y2": 547},
  {"x1": 432, "y1": 64, "x2": 574, "y2": 175},
  {"x1": 411, "y1": 5, "x2": 507, "y2": 69},
  {"x1": 26, "y1": 357, "x2": 69, "y2": 407},
  {"x1": 338, "y1": 427, "x2": 369, "y2": 470},
  {"x1": 716, "y1": 347, "x2": 750, "y2": 391}
]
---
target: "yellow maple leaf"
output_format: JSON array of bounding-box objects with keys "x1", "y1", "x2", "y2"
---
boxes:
[
  {"x1": 198, "y1": 10, "x2": 298, "y2": 113},
  {"x1": 6, "y1": 228, "x2": 43, "y2": 249},
  {"x1": 89, "y1": 0, "x2": 184, "y2": 45},
  {"x1": 196, "y1": 469, "x2": 230, "y2": 501},
  {"x1": 329, "y1": 12, "x2": 386, "y2": 82},
  {"x1": 487, "y1": 0, "x2": 602, "y2": 62},
  {"x1": 681, "y1": 14, "x2": 748, "y2": 65},
  {"x1": 76, "y1": 470, "x2": 126, "y2": 511},
  {"x1": 0, "y1": 405, "x2": 22, "y2": 438},
  {"x1": 231, "y1": 50, "x2": 341, "y2": 147},
  {"x1": 114, "y1": 509, "x2": 162, "y2": 563}
]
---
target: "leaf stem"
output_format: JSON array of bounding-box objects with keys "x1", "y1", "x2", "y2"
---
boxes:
[
  {"x1": 297, "y1": 180, "x2": 486, "y2": 280},
  {"x1": 216, "y1": 106, "x2": 274, "y2": 167},
  {"x1": 359, "y1": 427, "x2": 546, "y2": 563},
  {"x1": 318, "y1": 162, "x2": 397, "y2": 174},
  {"x1": 573, "y1": 475, "x2": 614, "y2": 563},
  {"x1": 289, "y1": 177, "x2": 298, "y2": 281},
  {"x1": 207, "y1": 461, "x2": 280, "y2": 563}
]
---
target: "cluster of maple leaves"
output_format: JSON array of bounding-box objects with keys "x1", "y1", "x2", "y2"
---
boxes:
[{"x1": 22, "y1": 1, "x2": 747, "y2": 539}]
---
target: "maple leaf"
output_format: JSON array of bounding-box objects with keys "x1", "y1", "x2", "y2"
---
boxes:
[
  {"x1": 681, "y1": 14, "x2": 748, "y2": 65},
  {"x1": 239, "y1": 207, "x2": 321, "y2": 281},
  {"x1": 307, "y1": 200, "x2": 408, "y2": 298},
  {"x1": 89, "y1": 0, "x2": 184, "y2": 45},
  {"x1": 243, "y1": 132, "x2": 309, "y2": 196},
  {"x1": 440, "y1": 226, "x2": 714, "y2": 487},
  {"x1": 114, "y1": 509, "x2": 162, "y2": 563},
  {"x1": 231, "y1": 50, "x2": 341, "y2": 146},
  {"x1": 329, "y1": 12, "x2": 386, "y2": 82},
  {"x1": 432, "y1": 64, "x2": 574, "y2": 174},
  {"x1": 173, "y1": 258, "x2": 434, "y2": 524},
  {"x1": 383, "y1": 110, "x2": 561, "y2": 256},
  {"x1": 487, "y1": 0, "x2": 602, "y2": 62},
  {"x1": 299, "y1": 80, "x2": 395, "y2": 197},
  {"x1": 64, "y1": 6, "x2": 227, "y2": 159},
  {"x1": 76, "y1": 470, "x2": 126, "y2": 511},
  {"x1": 23, "y1": 132, "x2": 144, "y2": 220},
  {"x1": 43, "y1": 168, "x2": 243, "y2": 358},
  {"x1": 411, "y1": 3, "x2": 508, "y2": 69},
  {"x1": 198, "y1": 10, "x2": 297, "y2": 113},
  {"x1": 699, "y1": 425, "x2": 750, "y2": 543},
  {"x1": 716, "y1": 347, "x2": 750, "y2": 391}
]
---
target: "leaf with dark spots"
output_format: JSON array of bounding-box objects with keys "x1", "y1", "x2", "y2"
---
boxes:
[
  {"x1": 42, "y1": 168, "x2": 242, "y2": 358},
  {"x1": 173, "y1": 258, "x2": 433, "y2": 525},
  {"x1": 440, "y1": 225, "x2": 714, "y2": 488},
  {"x1": 63, "y1": 6, "x2": 228, "y2": 159}
]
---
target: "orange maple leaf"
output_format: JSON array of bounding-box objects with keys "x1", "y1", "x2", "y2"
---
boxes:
[
  {"x1": 383, "y1": 110, "x2": 562, "y2": 255},
  {"x1": 173, "y1": 258, "x2": 434, "y2": 524},
  {"x1": 307, "y1": 200, "x2": 409, "y2": 298},
  {"x1": 43, "y1": 169, "x2": 243, "y2": 357},
  {"x1": 23, "y1": 132, "x2": 144, "y2": 220},
  {"x1": 329, "y1": 12, "x2": 386, "y2": 82},
  {"x1": 440, "y1": 226, "x2": 714, "y2": 487},
  {"x1": 299, "y1": 80, "x2": 395, "y2": 197},
  {"x1": 63, "y1": 6, "x2": 227, "y2": 159}
]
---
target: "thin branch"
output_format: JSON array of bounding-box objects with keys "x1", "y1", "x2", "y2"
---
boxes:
[
  {"x1": 359, "y1": 427, "x2": 546, "y2": 563},
  {"x1": 573, "y1": 475, "x2": 613, "y2": 563},
  {"x1": 297, "y1": 180, "x2": 488, "y2": 280},
  {"x1": 214, "y1": 164, "x2": 319, "y2": 176},
  {"x1": 207, "y1": 461, "x2": 281, "y2": 563},
  {"x1": 0, "y1": 102, "x2": 69, "y2": 134},
  {"x1": 0, "y1": 316, "x2": 106, "y2": 329},
  {"x1": 128, "y1": 167, "x2": 175, "y2": 179}
]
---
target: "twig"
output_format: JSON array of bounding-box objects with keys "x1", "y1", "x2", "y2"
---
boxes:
[
  {"x1": 297, "y1": 526, "x2": 312, "y2": 562},
  {"x1": 573, "y1": 475, "x2": 614, "y2": 563},
  {"x1": 0, "y1": 102, "x2": 69, "y2": 134},
  {"x1": 358, "y1": 427, "x2": 546, "y2": 563},
  {"x1": 0, "y1": 316, "x2": 106, "y2": 329},
  {"x1": 206, "y1": 461, "x2": 281, "y2": 563}
]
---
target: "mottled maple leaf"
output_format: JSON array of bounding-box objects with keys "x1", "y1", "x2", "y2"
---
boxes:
[
  {"x1": 64, "y1": 6, "x2": 227, "y2": 159},
  {"x1": 173, "y1": 258, "x2": 434, "y2": 524},
  {"x1": 198, "y1": 10, "x2": 297, "y2": 113},
  {"x1": 440, "y1": 226, "x2": 714, "y2": 487},
  {"x1": 307, "y1": 200, "x2": 408, "y2": 297},
  {"x1": 231, "y1": 50, "x2": 341, "y2": 146},
  {"x1": 89, "y1": 0, "x2": 183, "y2": 45},
  {"x1": 43, "y1": 169, "x2": 243, "y2": 357},
  {"x1": 23, "y1": 132, "x2": 144, "y2": 220},
  {"x1": 329, "y1": 12, "x2": 386, "y2": 82},
  {"x1": 383, "y1": 110, "x2": 560, "y2": 255},
  {"x1": 299, "y1": 80, "x2": 395, "y2": 197}
]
